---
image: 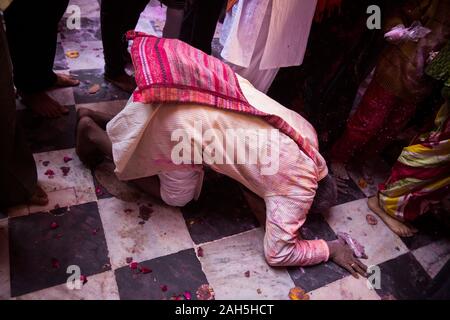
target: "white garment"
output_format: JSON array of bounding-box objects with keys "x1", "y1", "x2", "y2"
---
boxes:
[
  {"x1": 158, "y1": 170, "x2": 203, "y2": 207},
  {"x1": 220, "y1": 0, "x2": 317, "y2": 92}
]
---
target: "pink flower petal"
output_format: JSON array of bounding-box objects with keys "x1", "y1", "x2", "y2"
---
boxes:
[
  {"x1": 244, "y1": 270, "x2": 250, "y2": 278},
  {"x1": 130, "y1": 262, "x2": 138, "y2": 270},
  {"x1": 63, "y1": 156, "x2": 73, "y2": 163},
  {"x1": 140, "y1": 267, "x2": 152, "y2": 274},
  {"x1": 197, "y1": 247, "x2": 204, "y2": 257},
  {"x1": 160, "y1": 285, "x2": 168, "y2": 292},
  {"x1": 44, "y1": 169, "x2": 55, "y2": 176},
  {"x1": 50, "y1": 222, "x2": 59, "y2": 229},
  {"x1": 42, "y1": 161, "x2": 50, "y2": 167},
  {"x1": 51, "y1": 258, "x2": 60, "y2": 269},
  {"x1": 126, "y1": 257, "x2": 133, "y2": 264},
  {"x1": 60, "y1": 166, "x2": 71, "y2": 176},
  {"x1": 183, "y1": 291, "x2": 192, "y2": 300},
  {"x1": 80, "y1": 275, "x2": 88, "y2": 285}
]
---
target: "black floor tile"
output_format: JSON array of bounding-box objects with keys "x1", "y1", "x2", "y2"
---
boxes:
[
  {"x1": 181, "y1": 176, "x2": 259, "y2": 244},
  {"x1": 401, "y1": 213, "x2": 450, "y2": 251},
  {"x1": 17, "y1": 105, "x2": 77, "y2": 153},
  {"x1": 336, "y1": 177, "x2": 366, "y2": 205},
  {"x1": 115, "y1": 249, "x2": 209, "y2": 300},
  {"x1": 9, "y1": 202, "x2": 110, "y2": 297},
  {"x1": 71, "y1": 69, "x2": 130, "y2": 104},
  {"x1": 288, "y1": 212, "x2": 347, "y2": 291},
  {"x1": 375, "y1": 252, "x2": 431, "y2": 300}
]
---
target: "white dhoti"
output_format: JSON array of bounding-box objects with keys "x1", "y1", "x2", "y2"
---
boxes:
[{"x1": 220, "y1": 0, "x2": 318, "y2": 93}]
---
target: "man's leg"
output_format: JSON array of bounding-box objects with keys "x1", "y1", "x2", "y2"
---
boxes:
[
  {"x1": 4, "y1": 0, "x2": 79, "y2": 118},
  {"x1": 0, "y1": 15, "x2": 47, "y2": 208},
  {"x1": 101, "y1": 0, "x2": 148, "y2": 93},
  {"x1": 180, "y1": 0, "x2": 225, "y2": 54}
]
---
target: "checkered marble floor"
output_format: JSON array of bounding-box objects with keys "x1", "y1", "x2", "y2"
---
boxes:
[{"x1": 1, "y1": 0, "x2": 449, "y2": 300}]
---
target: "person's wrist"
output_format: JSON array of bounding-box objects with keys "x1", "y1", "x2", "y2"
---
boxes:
[{"x1": 327, "y1": 240, "x2": 339, "y2": 259}]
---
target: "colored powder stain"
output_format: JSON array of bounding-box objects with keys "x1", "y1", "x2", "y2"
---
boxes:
[
  {"x1": 289, "y1": 287, "x2": 310, "y2": 300},
  {"x1": 60, "y1": 166, "x2": 71, "y2": 176}
]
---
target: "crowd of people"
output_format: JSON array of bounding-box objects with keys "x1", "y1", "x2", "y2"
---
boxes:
[{"x1": 0, "y1": 0, "x2": 449, "y2": 282}]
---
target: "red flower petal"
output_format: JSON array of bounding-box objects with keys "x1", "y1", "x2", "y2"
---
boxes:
[
  {"x1": 95, "y1": 187, "x2": 103, "y2": 196},
  {"x1": 196, "y1": 284, "x2": 215, "y2": 300},
  {"x1": 366, "y1": 214, "x2": 378, "y2": 225},
  {"x1": 244, "y1": 270, "x2": 250, "y2": 277},
  {"x1": 80, "y1": 275, "x2": 88, "y2": 285},
  {"x1": 126, "y1": 257, "x2": 133, "y2": 264},
  {"x1": 184, "y1": 291, "x2": 192, "y2": 300},
  {"x1": 51, "y1": 258, "x2": 60, "y2": 269},
  {"x1": 63, "y1": 156, "x2": 73, "y2": 163},
  {"x1": 60, "y1": 166, "x2": 71, "y2": 176},
  {"x1": 42, "y1": 161, "x2": 50, "y2": 167},
  {"x1": 130, "y1": 262, "x2": 138, "y2": 270},
  {"x1": 50, "y1": 222, "x2": 59, "y2": 229},
  {"x1": 160, "y1": 285, "x2": 168, "y2": 292},
  {"x1": 139, "y1": 205, "x2": 153, "y2": 221},
  {"x1": 140, "y1": 267, "x2": 152, "y2": 274},
  {"x1": 44, "y1": 169, "x2": 55, "y2": 176},
  {"x1": 197, "y1": 247, "x2": 204, "y2": 257}
]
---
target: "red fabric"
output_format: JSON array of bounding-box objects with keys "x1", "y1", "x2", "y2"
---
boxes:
[
  {"x1": 331, "y1": 81, "x2": 417, "y2": 162},
  {"x1": 126, "y1": 31, "x2": 325, "y2": 170},
  {"x1": 389, "y1": 162, "x2": 450, "y2": 185}
]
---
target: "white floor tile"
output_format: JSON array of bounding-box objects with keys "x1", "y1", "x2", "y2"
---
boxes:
[
  {"x1": 97, "y1": 197, "x2": 193, "y2": 270},
  {"x1": 412, "y1": 239, "x2": 450, "y2": 278},
  {"x1": 309, "y1": 275, "x2": 380, "y2": 300},
  {"x1": 324, "y1": 199, "x2": 409, "y2": 266},
  {"x1": 16, "y1": 271, "x2": 119, "y2": 300},
  {"x1": 199, "y1": 228, "x2": 295, "y2": 300}
]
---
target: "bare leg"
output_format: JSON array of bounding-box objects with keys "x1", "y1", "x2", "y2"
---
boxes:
[
  {"x1": 29, "y1": 184, "x2": 49, "y2": 206},
  {"x1": 19, "y1": 91, "x2": 69, "y2": 118},
  {"x1": 367, "y1": 197, "x2": 418, "y2": 237},
  {"x1": 76, "y1": 116, "x2": 112, "y2": 167},
  {"x1": 77, "y1": 107, "x2": 114, "y2": 129}
]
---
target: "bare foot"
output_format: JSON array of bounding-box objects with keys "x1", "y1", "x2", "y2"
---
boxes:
[
  {"x1": 367, "y1": 197, "x2": 418, "y2": 237},
  {"x1": 29, "y1": 185, "x2": 49, "y2": 206},
  {"x1": 331, "y1": 161, "x2": 349, "y2": 180},
  {"x1": 105, "y1": 73, "x2": 136, "y2": 93},
  {"x1": 19, "y1": 91, "x2": 69, "y2": 118},
  {"x1": 54, "y1": 73, "x2": 80, "y2": 88}
]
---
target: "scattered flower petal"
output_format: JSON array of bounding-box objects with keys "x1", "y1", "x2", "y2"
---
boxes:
[
  {"x1": 44, "y1": 169, "x2": 55, "y2": 176},
  {"x1": 140, "y1": 267, "x2": 152, "y2": 274},
  {"x1": 358, "y1": 178, "x2": 368, "y2": 189},
  {"x1": 80, "y1": 275, "x2": 88, "y2": 285},
  {"x1": 160, "y1": 285, "x2": 168, "y2": 292},
  {"x1": 65, "y1": 50, "x2": 79, "y2": 59},
  {"x1": 289, "y1": 287, "x2": 310, "y2": 300},
  {"x1": 60, "y1": 166, "x2": 71, "y2": 176},
  {"x1": 139, "y1": 205, "x2": 153, "y2": 221},
  {"x1": 95, "y1": 187, "x2": 103, "y2": 196},
  {"x1": 88, "y1": 84, "x2": 101, "y2": 94},
  {"x1": 366, "y1": 214, "x2": 378, "y2": 225},
  {"x1": 126, "y1": 257, "x2": 133, "y2": 264},
  {"x1": 51, "y1": 258, "x2": 60, "y2": 269},
  {"x1": 244, "y1": 270, "x2": 250, "y2": 278},
  {"x1": 42, "y1": 161, "x2": 50, "y2": 167},
  {"x1": 196, "y1": 284, "x2": 215, "y2": 300},
  {"x1": 197, "y1": 247, "x2": 204, "y2": 257},
  {"x1": 63, "y1": 156, "x2": 73, "y2": 163},
  {"x1": 50, "y1": 222, "x2": 59, "y2": 229},
  {"x1": 183, "y1": 291, "x2": 192, "y2": 300},
  {"x1": 257, "y1": 289, "x2": 262, "y2": 294},
  {"x1": 130, "y1": 262, "x2": 138, "y2": 270}
]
